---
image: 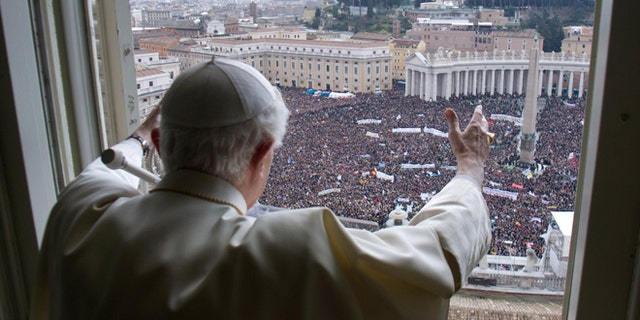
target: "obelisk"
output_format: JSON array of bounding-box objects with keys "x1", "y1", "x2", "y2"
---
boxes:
[{"x1": 519, "y1": 33, "x2": 539, "y2": 164}]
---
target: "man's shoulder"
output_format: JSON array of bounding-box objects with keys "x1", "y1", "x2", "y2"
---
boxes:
[{"x1": 253, "y1": 206, "x2": 337, "y2": 226}]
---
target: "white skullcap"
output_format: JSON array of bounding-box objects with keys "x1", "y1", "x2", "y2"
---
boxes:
[
  {"x1": 162, "y1": 57, "x2": 278, "y2": 128},
  {"x1": 389, "y1": 208, "x2": 408, "y2": 220}
]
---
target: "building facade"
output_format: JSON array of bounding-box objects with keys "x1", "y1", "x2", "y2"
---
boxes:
[
  {"x1": 561, "y1": 26, "x2": 593, "y2": 56},
  {"x1": 407, "y1": 25, "x2": 542, "y2": 54},
  {"x1": 134, "y1": 50, "x2": 181, "y2": 79},
  {"x1": 477, "y1": 9, "x2": 509, "y2": 27},
  {"x1": 492, "y1": 30, "x2": 543, "y2": 52},
  {"x1": 248, "y1": 27, "x2": 307, "y2": 40},
  {"x1": 168, "y1": 38, "x2": 392, "y2": 93},
  {"x1": 139, "y1": 36, "x2": 180, "y2": 57},
  {"x1": 134, "y1": 50, "x2": 180, "y2": 121},
  {"x1": 224, "y1": 17, "x2": 240, "y2": 35},
  {"x1": 406, "y1": 23, "x2": 478, "y2": 52},
  {"x1": 161, "y1": 20, "x2": 206, "y2": 38},
  {"x1": 135, "y1": 68, "x2": 172, "y2": 121},
  {"x1": 405, "y1": 49, "x2": 590, "y2": 101},
  {"x1": 390, "y1": 39, "x2": 424, "y2": 81},
  {"x1": 206, "y1": 19, "x2": 226, "y2": 36},
  {"x1": 142, "y1": 10, "x2": 171, "y2": 28}
]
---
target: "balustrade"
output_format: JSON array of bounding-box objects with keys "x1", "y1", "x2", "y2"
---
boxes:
[{"x1": 406, "y1": 50, "x2": 590, "y2": 100}]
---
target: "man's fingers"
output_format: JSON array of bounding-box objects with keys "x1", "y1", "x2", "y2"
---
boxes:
[
  {"x1": 445, "y1": 108, "x2": 463, "y2": 150},
  {"x1": 445, "y1": 108, "x2": 460, "y2": 134},
  {"x1": 469, "y1": 105, "x2": 484, "y2": 126},
  {"x1": 469, "y1": 105, "x2": 489, "y2": 133}
]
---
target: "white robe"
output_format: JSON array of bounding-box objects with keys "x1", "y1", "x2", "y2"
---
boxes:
[{"x1": 31, "y1": 140, "x2": 490, "y2": 320}]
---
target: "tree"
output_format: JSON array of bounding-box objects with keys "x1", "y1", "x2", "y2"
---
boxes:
[
  {"x1": 367, "y1": 1, "x2": 374, "y2": 19},
  {"x1": 523, "y1": 11, "x2": 565, "y2": 52},
  {"x1": 504, "y1": 7, "x2": 516, "y2": 17},
  {"x1": 540, "y1": 15, "x2": 564, "y2": 52}
]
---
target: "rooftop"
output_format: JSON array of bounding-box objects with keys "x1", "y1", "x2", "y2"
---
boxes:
[
  {"x1": 200, "y1": 38, "x2": 390, "y2": 49},
  {"x1": 136, "y1": 68, "x2": 166, "y2": 78},
  {"x1": 351, "y1": 32, "x2": 394, "y2": 41}
]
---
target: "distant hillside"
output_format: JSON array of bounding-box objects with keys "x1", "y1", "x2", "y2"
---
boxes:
[{"x1": 463, "y1": 1, "x2": 595, "y2": 26}]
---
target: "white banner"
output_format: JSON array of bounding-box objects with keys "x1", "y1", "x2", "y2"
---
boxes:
[
  {"x1": 422, "y1": 127, "x2": 448, "y2": 138},
  {"x1": 376, "y1": 171, "x2": 395, "y2": 182},
  {"x1": 365, "y1": 131, "x2": 380, "y2": 138},
  {"x1": 401, "y1": 163, "x2": 436, "y2": 169},
  {"x1": 329, "y1": 92, "x2": 355, "y2": 99},
  {"x1": 490, "y1": 114, "x2": 522, "y2": 126},
  {"x1": 482, "y1": 187, "x2": 518, "y2": 200},
  {"x1": 391, "y1": 128, "x2": 421, "y2": 133},
  {"x1": 357, "y1": 119, "x2": 382, "y2": 125},
  {"x1": 318, "y1": 188, "x2": 342, "y2": 196}
]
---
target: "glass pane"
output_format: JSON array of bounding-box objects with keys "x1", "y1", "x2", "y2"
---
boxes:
[{"x1": 125, "y1": 1, "x2": 597, "y2": 318}]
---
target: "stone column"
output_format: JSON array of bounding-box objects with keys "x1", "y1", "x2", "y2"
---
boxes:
[
  {"x1": 498, "y1": 69, "x2": 505, "y2": 94},
  {"x1": 517, "y1": 69, "x2": 524, "y2": 94},
  {"x1": 445, "y1": 71, "x2": 452, "y2": 99},
  {"x1": 538, "y1": 70, "x2": 544, "y2": 95},
  {"x1": 412, "y1": 69, "x2": 418, "y2": 96},
  {"x1": 420, "y1": 71, "x2": 425, "y2": 100},
  {"x1": 405, "y1": 69, "x2": 411, "y2": 96},
  {"x1": 463, "y1": 70, "x2": 469, "y2": 95},
  {"x1": 568, "y1": 71, "x2": 575, "y2": 97},
  {"x1": 455, "y1": 71, "x2": 460, "y2": 96},
  {"x1": 507, "y1": 69, "x2": 514, "y2": 95},
  {"x1": 471, "y1": 70, "x2": 478, "y2": 95},
  {"x1": 556, "y1": 71, "x2": 563, "y2": 97},
  {"x1": 520, "y1": 39, "x2": 540, "y2": 164},
  {"x1": 578, "y1": 71, "x2": 585, "y2": 98},
  {"x1": 412, "y1": 70, "x2": 417, "y2": 98},
  {"x1": 489, "y1": 69, "x2": 497, "y2": 95},
  {"x1": 546, "y1": 69, "x2": 554, "y2": 97},
  {"x1": 481, "y1": 69, "x2": 487, "y2": 95},
  {"x1": 432, "y1": 73, "x2": 438, "y2": 100},
  {"x1": 424, "y1": 71, "x2": 431, "y2": 101}
]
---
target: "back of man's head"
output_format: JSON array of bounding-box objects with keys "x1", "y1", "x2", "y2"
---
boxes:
[{"x1": 159, "y1": 58, "x2": 289, "y2": 182}]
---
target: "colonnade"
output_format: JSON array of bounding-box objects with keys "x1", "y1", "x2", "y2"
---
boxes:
[{"x1": 405, "y1": 51, "x2": 590, "y2": 101}]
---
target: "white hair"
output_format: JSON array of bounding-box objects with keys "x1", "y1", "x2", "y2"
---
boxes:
[{"x1": 160, "y1": 88, "x2": 289, "y2": 182}]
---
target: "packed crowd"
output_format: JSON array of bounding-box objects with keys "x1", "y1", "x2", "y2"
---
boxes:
[{"x1": 259, "y1": 85, "x2": 585, "y2": 257}]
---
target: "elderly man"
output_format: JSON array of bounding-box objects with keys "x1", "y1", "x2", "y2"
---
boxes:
[{"x1": 31, "y1": 58, "x2": 491, "y2": 319}]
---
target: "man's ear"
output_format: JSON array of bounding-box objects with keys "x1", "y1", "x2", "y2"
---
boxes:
[
  {"x1": 151, "y1": 128, "x2": 161, "y2": 157},
  {"x1": 251, "y1": 138, "x2": 275, "y2": 179}
]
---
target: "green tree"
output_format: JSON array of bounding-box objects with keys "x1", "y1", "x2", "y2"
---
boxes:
[
  {"x1": 367, "y1": 1, "x2": 374, "y2": 19},
  {"x1": 523, "y1": 11, "x2": 565, "y2": 52},
  {"x1": 541, "y1": 15, "x2": 564, "y2": 52},
  {"x1": 464, "y1": 0, "x2": 595, "y2": 8},
  {"x1": 504, "y1": 7, "x2": 515, "y2": 17}
]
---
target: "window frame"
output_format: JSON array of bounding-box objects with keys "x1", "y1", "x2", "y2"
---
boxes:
[{"x1": 0, "y1": 1, "x2": 639, "y2": 320}]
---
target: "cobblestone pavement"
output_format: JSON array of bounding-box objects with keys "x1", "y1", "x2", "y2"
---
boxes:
[{"x1": 449, "y1": 289, "x2": 564, "y2": 319}]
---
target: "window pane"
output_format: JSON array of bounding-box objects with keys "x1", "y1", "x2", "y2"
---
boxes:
[{"x1": 26, "y1": 1, "x2": 611, "y2": 318}]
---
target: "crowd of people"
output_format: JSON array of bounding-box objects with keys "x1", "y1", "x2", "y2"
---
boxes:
[{"x1": 259, "y1": 84, "x2": 585, "y2": 257}]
